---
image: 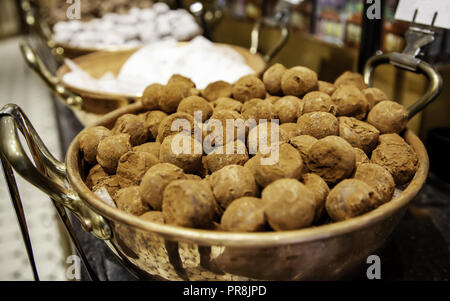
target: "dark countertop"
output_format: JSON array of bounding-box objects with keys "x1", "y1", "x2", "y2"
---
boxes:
[{"x1": 54, "y1": 100, "x2": 450, "y2": 281}]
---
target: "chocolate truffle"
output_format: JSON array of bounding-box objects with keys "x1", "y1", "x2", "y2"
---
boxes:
[
  {"x1": 326, "y1": 179, "x2": 380, "y2": 221},
  {"x1": 139, "y1": 211, "x2": 165, "y2": 224},
  {"x1": 133, "y1": 142, "x2": 161, "y2": 158},
  {"x1": 273, "y1": 96, "x2": 302, "y2": 123},
  {"x1": 209, "y1": 165, "x2": 258, "y2": 209},
  {"x1": 79, "y1": 126, "x2": 111, "y2": 164},
  {"x1": 241, "y1": 98, "x2": 274, "y2": 122},
  {"x1": 221, "y1": 197, "x2": 266, "y2": 232},
  {"x1": 371, "y1": 134, "x2": 418, "y2": 185},
  {"x1": 331, "y1": 84, "x2": 368, "y2": 119},
  {"x1": 202, "y1": 80, "x2": 233, "y2": 101},
  {"x1": 159, "y1": 82, "x2": 192, "y2": 113},
  {"x1": 140, "y1": 110, "x2": 168, "y2": 140},
  {"x1": 156, "y1": 112, "x2": 195, "y2": 143},
  {"x1": 289, "y1": 135, "x2": 317, "y2": 166},
  {"x1": 112, "y1": 114, "x2": 148, "y2": 146},
  {"x1": 177, "y1": 95, "x2": 213, "y2": 122},
  {"x1": 85, "y1": 164, "x2": 109, "y2": 189},
  {"x1": 115, "y1": 186, "x2": 150, "y2": 216},
  {"x1": 212, "y1": 97, "x2": 242, "y2": 112},
  {"x1": 334, "y1": 71, "x2": 368, "y2": 90},
  {"x1": 96, "y1": 133, "x2": 132, "y2": 173},
  {"x1": 297, "y1": 112, "x2": 339, "y2": 139},
  {"x1": 302, "y1": 173, "x2": 329, "y2": 222},
  {"x1": 141, "y1": 83, "x2": 163, "y2": 110},
  {"x1": 204, "y1": 140, "x2": 249, "y2": 173},
  {"x1": 116, "y1": 151, "x2": 159, "y2": 185},
  {"x1": 367, "y1": 100, "x2": 408, "y2": 134},
  {"x1": 253, "y1": 143, "x2": 303, "y2": 187},
  {"x1": 302, "y1": 91, "x2": 336, "y2": 114},
  {"x1": 306, "y1": 136, "x2": 355, "y2": 184},
  {"x1": 281, "y1": 66, "x2": 318, "y2": 97},
  {"x1": 262, "y1": 179, "x2": 316, "y2": 230},
  {"x1": 354, "y1": 163, "x2": 395, "y2": 204},
  {"x1": 159, "y1": 134, "x2": 203, "y2": 173},
  {"x1": 232, "y1": 74, "x2": 266, "y2": 103},
  {"x1": 362, "y1": 87, "x2": 388, "y2": 110},
  {"x1": 262, "y1": 63, "x2": 286, "y2": 95},
  {"x1": 162, "y1": 179, "x2": 216, "y2": 228},
  {"x1": 139, "y1": 162, "x2": 185, "y2": 210},
  {"x1": 338, "y1": 116, "x2": 379, "y2": 154}
]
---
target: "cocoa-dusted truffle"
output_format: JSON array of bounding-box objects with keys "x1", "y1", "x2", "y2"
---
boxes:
[
  {"x1": 85, "y1": 164, "x2": 109, "y2": 189},
  {"x1": 273, "y1": 96, "x2": 302, "y2": 123},
  {"x1": 167, "y1": 74, "x2": 195, "y2": 88},
  {"x1": 302, "y1": 91, "x2": 336, "y2": 114},
  {"x1": 112, "y1": 114, "x2": 148, "y2": 146},
  {"x1": 116, "y1": 151, "x2": 159, "y2": 185},
  {"x1": 354, "y1": 163, "x2": 395, "y2": 204},
  {"x1": 92, "y1": 175, "x2": 122, "y2": 199},
  {"x1": 317, "y1": 80, "x2": 336, "y2": 95},
  {"x1": 232, "y1": 74, "x2": 266, "y2": 103},
  {"x1": 302, "y1": 173, "x2": 329, "y2": 222},
  {"x1": 162, "y1": 179, "x2": 216, "y2": 228},
  {"x1": 139, "y1": 211, "x2": 165, "y2": 224},
  {"x1": 141, "y1": 83, "x2": 163, "y2": 110},
  {"x1": 209, "y1": 165, "x2": 258, "y2": 209},
  {"x1": 212, "y1": 97, "x2": 242, "y2": 112},
  {"x1": 362, "y1": 87, "x2": 388, "y2": 110},
  {"x1": 338, "y1": 116, "x2": 379, "y2": 153},
  {"x1": 354, "y1": 147, "x2": 370, "y2": 166},
  {"x1": 253, "y1": 143, "x2": 303, "y2": 187},
  {"x1": 159, "y1": 134, "x2": 203, "y2": 173},
  {"x1": 79, "y1": 126, "x2": 111, "y2": 164},
  {"x1": 306, "y1": 136, "x2": 355, "y2": 184},
  {"x1": 241, "y1": 98, "x2": 274, "y2": 122},
  {"x1": 115, "y1": 186, "x2": 150, "y2": 216},
  {"x1": 177, "y1": 95, "x2": 213, "y2": 122},
  {"x1": 262, "y1": 178, "x2": 316, "y2": 230},
  {"x1": 262, "y1": 63, "x2": 286, "y2": 95},
  {"x1": 281, "y1": 66, "x2": 318, "y2": 97},
  {"x1": 139, "y1": 162, "x2": 185, "y2": 210},
  {"x1": 221, "y1": 197, "x2": 266, "y2": 232},
  {"x1": 289, "y1": 135, "x2": 317, "y2": 165},
  {"x1": 133, "y1": 142, "x2": 161, "y2": 158},
  {"x1": 334, "y1": 71, "x2": 368, "y2": 90},
  {"x1": 96, "y1": 133, "x2": 132, "y2": 173},
  {"x1": 297, "y1": 112, "x2": 339, "y2": 139},
  {"x1": 140, "y1": 110, "x2": 168, "y2": 140},
  {"x1": 247, "y1": 121, "x2": 288, "y2": 154},
  {"x1": 326, "y1": 179, "x2": 380, "y2": 221},
  {"x1": 202, "y1": 80, "x2": 233, "y2": 101},
  {"x1": 367, "y1": 100, "x2": 408, "y2": 134},
  {"x1": 204, "y1": 140, "x2": 249, "y2": 173},
  {"x1": 205, "y1": 109, "x2": 243, "y2": 146},
  {"x1": 331, "y1": 84, "x2": 368, "y2": 119},
  {"x1": 156, "y1": 112, "x2": 195, "y2": 143},
  {"x1": 279, "y1": 123, "x2": 300, "y2": 140},
  {"x1": 371, "y1": 134, "x2": 418, "y2": 185},
  {"x1": 159, "y1": 82, "x2": 192, "y2": 113}
]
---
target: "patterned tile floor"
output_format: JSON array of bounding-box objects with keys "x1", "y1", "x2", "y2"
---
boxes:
[{"x1": 0, "y1": 37, "x2": 70, "y2": 280}]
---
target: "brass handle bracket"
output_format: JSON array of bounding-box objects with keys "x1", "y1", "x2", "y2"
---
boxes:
[{"x1": 363, "y1": 17, "x2": 442, "y2": 119}]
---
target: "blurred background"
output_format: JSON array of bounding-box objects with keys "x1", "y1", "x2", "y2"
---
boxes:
[{"x1": 0, "y1": 0, "x2": 449, "y2": 280}]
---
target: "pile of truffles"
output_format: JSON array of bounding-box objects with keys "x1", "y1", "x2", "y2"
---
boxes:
[{"x1": 80, "y1": 66, "x2": 418, "y2": 232}]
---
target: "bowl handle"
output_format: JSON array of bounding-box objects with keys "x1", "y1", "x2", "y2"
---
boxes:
[
  {"x1": 19, "y1": 40, "x2": 84, "y2": 110},
  {"x1": 363, "y1": 55, "x2": 443, "y2": 119},
  {"x1": 0, "y1": 104, "x2": 111, "y2": 240},
  {"x1": 249, "y1": 12, "x2": 290, "y2": 63}
]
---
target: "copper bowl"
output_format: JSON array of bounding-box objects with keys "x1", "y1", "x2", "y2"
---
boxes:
[{"x1": 0, "y1": 101, "x2": 430, "y2": 280}]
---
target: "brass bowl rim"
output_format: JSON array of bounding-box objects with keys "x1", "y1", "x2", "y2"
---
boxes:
[
  {"x1": 66, "y1": 103, "x2": 429, "y2": 247},
  {"x1": 56, "y1": 42, "x2": 266, "y2": 100}
]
